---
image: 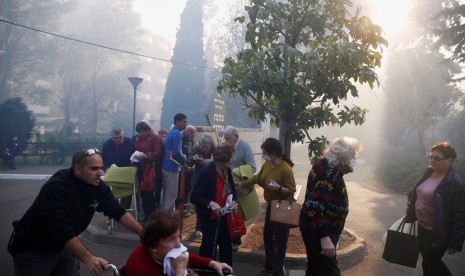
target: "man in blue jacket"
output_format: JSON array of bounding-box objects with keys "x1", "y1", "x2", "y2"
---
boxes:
[
  {"x1": 101, "y1": 127, "x2": 135, "y2": 209},
  {"x1": 8, "y1": 149, "x2": 142, "y2": 276},
  {"x1": 161, "y1": 113, "x2": 187, "y2": 212}
]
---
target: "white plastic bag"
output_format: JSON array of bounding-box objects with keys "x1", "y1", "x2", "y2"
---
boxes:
[{"x1": 382, "y1": 216, "x2": 418, "y2": 244}]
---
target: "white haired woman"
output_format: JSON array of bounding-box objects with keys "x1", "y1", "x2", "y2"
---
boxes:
[{"x1": 299, "y1": 137, "x2": 362, "y2": 276}]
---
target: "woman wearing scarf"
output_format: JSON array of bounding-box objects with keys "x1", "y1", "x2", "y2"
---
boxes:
[{"x1": 190, "y1": 144, "x2": 237, "y2": 266}]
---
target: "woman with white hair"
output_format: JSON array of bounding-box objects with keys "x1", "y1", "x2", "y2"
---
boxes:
[{"x1": 299, "y1": 137, "x2": 362, "y2": 276}]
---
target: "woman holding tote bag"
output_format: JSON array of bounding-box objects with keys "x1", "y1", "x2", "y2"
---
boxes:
[
  {"x1": 404, "y1": 141, "x2": 465, "y2": 276},
  {"x1": 299, "y1": 137, "x2": 361, "y2": 276},
  {"x1": 236, "y1": 138, "x2": 296, "y2": 276}
]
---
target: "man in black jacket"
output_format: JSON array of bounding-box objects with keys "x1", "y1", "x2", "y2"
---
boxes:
[{"x1": 8, "y1": 149, "x2": 143, "y2": 276}]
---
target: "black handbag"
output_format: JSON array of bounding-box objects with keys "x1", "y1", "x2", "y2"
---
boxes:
[{"x1": 382, "y1": 218, "x2": 419, "y2": 268}]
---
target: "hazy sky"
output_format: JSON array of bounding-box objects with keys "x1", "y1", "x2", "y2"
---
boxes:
[
  {"x1": 133, "y1": 0, "x2": 188, "y2": 45},
  {"x1": 133, "y1": 0, "x2": 409, "y2": 48}
]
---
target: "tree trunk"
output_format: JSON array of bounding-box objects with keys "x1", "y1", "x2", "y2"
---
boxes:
[{"x1": 278, "y1": 119, "x2": 292, "y2": 158}]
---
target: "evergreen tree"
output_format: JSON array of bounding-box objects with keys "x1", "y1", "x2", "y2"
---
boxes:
[
  {"x1": 0, "y1": 97, "x2": 35, "y2": 145},
  {"x1": 160, "y1": 0, "x2": 208, "y2": 128}
]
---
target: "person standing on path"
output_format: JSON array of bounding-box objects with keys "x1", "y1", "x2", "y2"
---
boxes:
[
  {"x1": 223, "y1": 125, "x2": 256, "y2": 251},
  {"x1": 405, "y1": 141, "x2": 465, "y2": 276},
  {"x1": 161, "y1": 113, "x2": 188, "y2": 213},
  {"x1": 101, "y1": 127, "x2": 135, "y2": 209},
  {"x1": 134, "y1": 121, "x2": 164, "y2": 220},
  {"x1": 236, "y1": 138, "x2": 295, "y2": 276},
  {"x1": 299, "y1": 137, "x2": 361, "y2": 276},
  {"x1": 8, "y1": 149, "x2": 142, "y2": 276}
]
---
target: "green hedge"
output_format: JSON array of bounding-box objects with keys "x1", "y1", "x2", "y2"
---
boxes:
[
  {"x1": 17, "y1": 133, "x2": 108, "y2": 165},
  {"x1": 374, "y1": 153, "x2": 465, "y2": 194}
]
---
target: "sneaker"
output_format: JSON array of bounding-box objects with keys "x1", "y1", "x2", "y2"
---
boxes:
[
  {"x1": 195, "y1": 231, "x2": 203, "y2": 238},
  {"x1": 257, "y1": 268, "x2": 274, "y2": 275}
]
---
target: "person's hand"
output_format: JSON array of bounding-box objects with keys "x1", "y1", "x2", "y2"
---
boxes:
[
  {"x1": 209, "y1": 201, "x2": 223, "y2": 215},
  {"x1": 137, "y1": 153, "x2": 148, "y2": 160},
  {"x1": 447, "y1": 247, "x2": 459, "y2": 254},
  {"x1": 83, "y1": 256, "x2": 109, "y2": 276},
  {"x1": 320, "y1": 236, "x2": 336, "y2": 258},
  {"x1": 228, "y1": 200, "x2": 238, "y2": 211},
  {"x1": 266, "y1": 180, "x2": 281, "y2": 191},
  {"x1": 171, "y1": 251, "x2": 189, "y2": 276},
  {"x1": 209, "y1": 260, "x2": 233, "y2": 276}
]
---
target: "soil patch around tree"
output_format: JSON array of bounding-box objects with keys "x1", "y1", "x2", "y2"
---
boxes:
[{"x1": 241, "y1": 216, "x2": 356, "y2": 254}]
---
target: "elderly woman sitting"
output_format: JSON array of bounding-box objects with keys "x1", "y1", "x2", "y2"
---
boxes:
[{"x1": 123, "y1": 211, "x2": 232, "y2": 276}]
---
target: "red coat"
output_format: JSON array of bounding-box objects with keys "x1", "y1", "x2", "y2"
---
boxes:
[
  {"x1": 134, "y1": 131, "x2": 163, "y2": 170},
  {"x1": 123, "y1": 244, "x2": 212, "y2": 276}
]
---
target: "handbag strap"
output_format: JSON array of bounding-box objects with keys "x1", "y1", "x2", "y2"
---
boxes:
[{"x1": 396, "y1": 217, "x2": 416, "y2": 235}]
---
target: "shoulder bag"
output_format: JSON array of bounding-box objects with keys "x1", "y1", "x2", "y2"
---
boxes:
[
  {"x1": 269, "y1": 199, "x2": 301, "y2": 228},
  {"x1": 382, "y1": 217, "x2": 419, "y2": 268}
]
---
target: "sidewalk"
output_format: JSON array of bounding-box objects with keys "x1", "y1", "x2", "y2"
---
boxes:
[{"x1": 1, "y1": 165, "x2": 371, "y2": 275}]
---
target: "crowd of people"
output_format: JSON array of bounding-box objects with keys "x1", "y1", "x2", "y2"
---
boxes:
[{"x1": 6, "y1": 114, "x2": 465, "y2": 276}]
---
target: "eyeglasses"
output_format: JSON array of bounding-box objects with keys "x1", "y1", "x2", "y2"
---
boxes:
[
  {"x1": 77, "y1": 148, "x2": 100, "y2": 164},
  {"x1": 428, "y1": 154, "x2": 446, "y2": 162}
]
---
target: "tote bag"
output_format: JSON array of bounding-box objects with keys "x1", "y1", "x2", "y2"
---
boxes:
[
  {"x1": 269, "y1": 199, "x2": 301, "y2": 228},
  {"x1": 226, "y1": 211, "x2": 247, "y2": 238},
  {"x1": 382, "y1": 217, "x2": 419, "y2": 268}
]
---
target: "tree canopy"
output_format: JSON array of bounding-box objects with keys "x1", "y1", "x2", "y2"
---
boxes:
[
  {"x1": 0, "y1": 97, "x2": 35, "y2": 145},
  {"x1": 218, "y1": 0, "x2": 387, "y2": 157}
]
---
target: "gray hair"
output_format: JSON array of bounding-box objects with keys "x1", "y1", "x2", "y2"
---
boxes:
[
  {"x1": 224, "y1": 125, "x2": 238, "y2": 136},
  {"x1": 111, "y1": 128, "x2": 123, "y2": 136},
  {"x1": 199, "y1": 133, "x2": 216, "y2": 148},
  {"x1": 185, "y1": 125, "x2": 196, "y2": 132},
  {"x1": 324, "y1": 137, "x2": 362, "y2": 166}
]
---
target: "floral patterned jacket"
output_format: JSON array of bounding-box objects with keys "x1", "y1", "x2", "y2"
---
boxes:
[{"x1": 300, "y1": 158, "x2": 349, "y2": 238}]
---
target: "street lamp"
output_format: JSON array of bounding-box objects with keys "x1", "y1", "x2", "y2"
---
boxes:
[{"x1": 128, "y1": 77, "x2": 143, "y2": 137}]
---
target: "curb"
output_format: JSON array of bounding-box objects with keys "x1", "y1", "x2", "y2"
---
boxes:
[{"x1": 83, "y1": 223, "x2": 365, "y2": 272}]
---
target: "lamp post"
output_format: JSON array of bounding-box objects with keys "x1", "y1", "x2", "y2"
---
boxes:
[{"x1": 128, "y1": 77, "x2": 143, "y2": 136}]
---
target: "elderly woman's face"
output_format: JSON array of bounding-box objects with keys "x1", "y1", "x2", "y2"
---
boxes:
[
  {"x1": 201, "y1": 143, "x2": 211, "y2": 153},
  {"x1": 153, "y1": 229, "x2": 181, "y2": 259},
  {"x1": 218, "y1": 158, "x2": 233, "y2": 170},
  {"x1": 338, "y1": 163, "x2": 353, "y2": 174}
]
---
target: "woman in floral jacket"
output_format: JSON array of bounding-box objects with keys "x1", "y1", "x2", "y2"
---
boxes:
[{"x1": 299, "y1": 137, "x2": 361, "y2": 276}]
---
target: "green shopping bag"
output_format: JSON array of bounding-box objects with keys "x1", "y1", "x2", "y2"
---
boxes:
[{"x1": 233, "y1": 165, "x2": 262, "y2": 221}]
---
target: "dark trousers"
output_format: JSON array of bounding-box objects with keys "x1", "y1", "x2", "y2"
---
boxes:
[
  {"x1": 14, "y1": 249, "x2": 77, "y2": 276},
  {"x1": 140, "y1": 191, "x2": 156, "y2": 219},
  {"x1": 299, "y1": 214, "x2": 341, "y2": 276},
  {"x1": 418, "y1": 225, "x2": 451, "y2": 276},
  {"x1": 199, "y1": 215, "x2": 233, "y2": 266},
  {"x1": 264, "y1": 205, "x2": 290, "y2": 276},
  {"x1": 137, "y1": 169, "x2": 156, "y2": 220}
]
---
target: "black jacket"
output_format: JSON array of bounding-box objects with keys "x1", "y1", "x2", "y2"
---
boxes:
[
  {"x1": 405, "y1": 167, "x2": 465, "y2": 250},
  {"x1": 190, "y1": 161, "x2": 237, "y2": 223},
  {"x1": 16, "y1": 168, "x2": 126, "y2": 254}
]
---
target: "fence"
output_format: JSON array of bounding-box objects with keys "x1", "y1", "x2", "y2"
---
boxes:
[{"x1": 17, "y1": 142, "x2": 102, "y2": 165}]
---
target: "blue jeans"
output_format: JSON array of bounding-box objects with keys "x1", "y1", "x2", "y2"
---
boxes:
[
  {"x1": 264, "y1": 204, "x2": 290, "y2": 276},
  {"x1": 14, "y1": 249, "x2": 77, "y2": 276}
]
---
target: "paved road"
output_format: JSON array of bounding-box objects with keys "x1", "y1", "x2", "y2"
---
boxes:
[{"x1": 1, "y1": 165, "x2": 465, "y2": 275}]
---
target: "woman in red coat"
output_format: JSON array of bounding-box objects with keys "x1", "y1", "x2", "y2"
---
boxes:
[
  {"x1": 134, "y1": 121, "x2": 164, "y2": 220},
  {"x1": 123, "y1": 211, "x2": 232, "y2": 276}
]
